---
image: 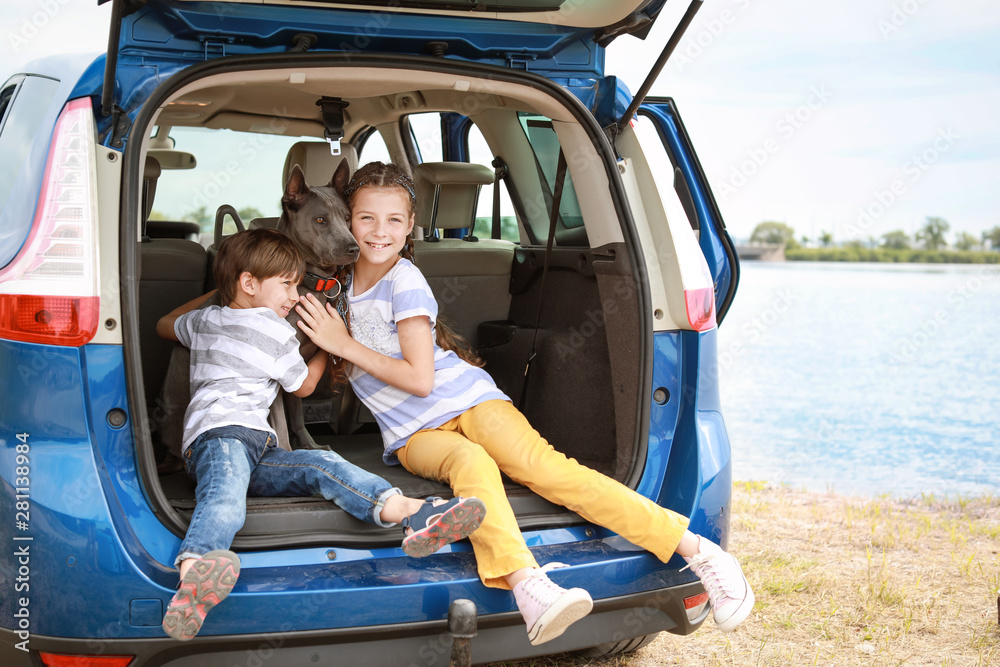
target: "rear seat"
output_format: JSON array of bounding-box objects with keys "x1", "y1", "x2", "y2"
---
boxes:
[
  {"x1": 248, "y1": 141, "x2": 359, "y2": 230},
  {"x1": 137, "y1": 156, "x2": 208, "y2": 410},
  {"x1": 145, "y1": 219, "x2": 201, "y2": 241},
  {"x1": 411, "y1": 161, "x2": 516, "y2": 345}
]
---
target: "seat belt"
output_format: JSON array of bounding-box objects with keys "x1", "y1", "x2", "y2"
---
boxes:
[
  {"x1": 468, "y1": 156, "x2": 510, "y2": 242},
  {"x1": 491, "y1": 156, "x2": 509, "y2": 240},
  {"x1": 518, "y1": 149, "x2": 567, "y2": 412},
  {"x1": 316, "y1": 96, "x2": 349, "y2": 156}
]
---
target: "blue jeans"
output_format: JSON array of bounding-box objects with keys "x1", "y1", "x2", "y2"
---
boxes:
[{"x1": 176, "y1": 425, "x2": 400, "y2": 565}]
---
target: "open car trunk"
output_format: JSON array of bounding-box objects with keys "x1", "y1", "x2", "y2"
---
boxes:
[{"x1": 125, "y1": 55, "x2": 650, "y2": 551}]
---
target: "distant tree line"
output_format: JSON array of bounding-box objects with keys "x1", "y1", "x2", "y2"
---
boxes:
[{"x1": 747, "y1": 217, "x2": 1000, "y2": 263}]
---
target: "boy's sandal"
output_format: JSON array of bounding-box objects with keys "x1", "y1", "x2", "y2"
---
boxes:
[
  {"x1": 162, "y1": 550, "x2": 241, "y2": 641},
  {"x1": 401, "y1": 496, "x2": 486, "y2": 558}
]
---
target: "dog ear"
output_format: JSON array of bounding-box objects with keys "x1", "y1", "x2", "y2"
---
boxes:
[
  {"x1": 329, "y1": 159, "x2": 351, "y2": 196},
  {"x1": 283, "y1": 164, "x2": 308, "y2": 208}
]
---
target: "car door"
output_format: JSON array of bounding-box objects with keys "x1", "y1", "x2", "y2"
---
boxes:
[{"x1": 636, "y1": 97, "x2": 740, "y2": 322}]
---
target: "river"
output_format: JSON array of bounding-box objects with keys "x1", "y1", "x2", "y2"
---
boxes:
[{"x1": 717, "y1": 261, "x2": 1000, "y2": 498}]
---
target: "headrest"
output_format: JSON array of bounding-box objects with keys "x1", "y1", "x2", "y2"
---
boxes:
[
  {"x1": 413, "y1": 162, "x2": 494, "y2": 231},
  {"x1": 282, "y1": 141, "x2": 359, "y2": 189},
  {"x1": 142, "y1": 155, "x2": 161, "y2": 224},
  {"x1": 144, "y1": 155, "x2": 162, "y2": 181}
]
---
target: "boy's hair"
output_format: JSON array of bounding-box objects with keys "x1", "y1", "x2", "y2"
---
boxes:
[{"x1": 214, "y1": 228, "x2": 305, "y2": 304}]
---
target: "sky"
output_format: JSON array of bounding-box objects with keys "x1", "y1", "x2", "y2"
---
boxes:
[{"x1": 3, "y1": 0, "x2": 999, "y2": 244}]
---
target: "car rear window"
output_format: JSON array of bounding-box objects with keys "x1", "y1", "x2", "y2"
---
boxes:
[
  {"x1": 0, "y1": 75, "x2": 60, "y2": 268},
  {"x1": 338, "y1": 0, "x2": 561, "y2": 10}
]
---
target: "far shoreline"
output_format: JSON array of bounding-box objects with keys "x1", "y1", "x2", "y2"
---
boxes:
[
  {"x1": 784, "y1": 246, "x2": 998, "y2": 264},
  {"x1": 735, "y1": 243, "x2": 1000, "y2": 264}
]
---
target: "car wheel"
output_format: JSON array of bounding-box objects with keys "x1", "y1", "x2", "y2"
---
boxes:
[{"x1": 573, "y1": 632, "x2": 660, "y2": 658}]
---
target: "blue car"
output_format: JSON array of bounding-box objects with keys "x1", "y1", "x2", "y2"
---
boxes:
[{"x1": 0, "y1": 0, "x2": 740, "y2": 664}]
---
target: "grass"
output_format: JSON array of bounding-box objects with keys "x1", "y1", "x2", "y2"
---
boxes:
[{"x1": 487, "y1": 483, "x2": 1000, "y2": 667}]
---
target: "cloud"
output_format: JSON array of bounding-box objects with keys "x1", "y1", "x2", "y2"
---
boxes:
[
  {"x1": 605, "y1": 0, "x2": 1000, "y2": 239},
  {"x1": 3, "y1": 0, "x2": 998, "y2": 241}
]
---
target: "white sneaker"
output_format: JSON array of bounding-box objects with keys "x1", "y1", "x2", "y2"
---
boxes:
[
  {"x1": 512, "y1": 563, "x2": 593, "y2": 645},
  {"x1": 682, "y1": 538, "x2": 755, "y2": 632}
]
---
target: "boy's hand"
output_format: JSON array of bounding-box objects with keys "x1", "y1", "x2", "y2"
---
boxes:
[{"x1": 296, "y1": 293, "x2": 350, "y2": 356}]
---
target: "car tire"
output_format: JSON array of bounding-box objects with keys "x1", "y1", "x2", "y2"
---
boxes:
[{"x1": 573, "y1": 632, "x2": 660, "y2": 658}]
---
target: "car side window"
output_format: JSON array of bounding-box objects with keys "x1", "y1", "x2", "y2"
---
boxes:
[
  {"x1": 0, "y1": 83, "x2": 17, "y2": 128},
  {"x1": 149, "y1": 127, "x2": 302, "y2": 243},
  {"x1": 467, "y1": 122, "x2": 518, "y2": 243},
  {"x1": 517, "y1": 114, "x2": 587, "y2": 245},
  {"x1": 356, "y1": 127, "x2": 391, "y2": 165},
  {"x1": 406, "y1": 113, "x2": 443, "y2": 163},
  {"x1": 0, "y1": 75, "x2": 61, "y2": 268}
]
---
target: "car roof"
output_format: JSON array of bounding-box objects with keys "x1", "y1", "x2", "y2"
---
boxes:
[{"x1": 12, "y1": 52, "x2": 100, "y2": 83}]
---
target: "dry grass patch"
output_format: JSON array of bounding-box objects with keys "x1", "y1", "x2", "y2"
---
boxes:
[{"x1": 488, "y1": 483, "x2": 1000, "y2": 667}]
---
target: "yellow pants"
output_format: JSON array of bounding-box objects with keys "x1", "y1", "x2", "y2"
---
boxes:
[{"x1": 397, "y1": 399, "x2": 689, "y2": 589}]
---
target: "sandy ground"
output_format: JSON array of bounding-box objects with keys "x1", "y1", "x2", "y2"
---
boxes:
[{"x1": 488, "y1": 482, "x2": 1000, "y2": 666}]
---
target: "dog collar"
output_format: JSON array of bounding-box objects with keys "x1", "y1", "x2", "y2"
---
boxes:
[{"x1": 303, "y1": 271, "x2": 341, "y2": 297}]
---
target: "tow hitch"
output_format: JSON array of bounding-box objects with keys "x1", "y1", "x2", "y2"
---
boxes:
[{"x1": 448, "y1": 599, "x2": 478, "y2": 667}]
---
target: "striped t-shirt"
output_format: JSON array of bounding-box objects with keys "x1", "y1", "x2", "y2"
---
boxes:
[
  {"x1": 174, "y1": 305, "x2": 308, "y2": 452},
  {"x1": 348, "y1": 258, "x2": 509, "y2": 463}
]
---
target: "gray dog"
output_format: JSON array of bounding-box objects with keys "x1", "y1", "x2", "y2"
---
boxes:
[{"x1": 155, "y1": 161, "x2": 358, "y2": 462}]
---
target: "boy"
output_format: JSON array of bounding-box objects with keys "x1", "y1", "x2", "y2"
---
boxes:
[{"x1": 156, "y1": 228, "x2": 485, "y2": 641}]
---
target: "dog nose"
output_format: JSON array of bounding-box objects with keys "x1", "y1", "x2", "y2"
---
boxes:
[{"x1": 347, "y1": 243, "x2": 360, "y2": 257}]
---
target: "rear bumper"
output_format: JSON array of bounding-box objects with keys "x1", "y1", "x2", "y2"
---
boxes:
[{"x1": 0, "y1": 582, "x2": 707, "y2": 667}]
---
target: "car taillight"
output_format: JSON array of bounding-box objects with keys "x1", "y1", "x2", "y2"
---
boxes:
[
  {"x1": 39, "y1": 653, "x2": 134, "y2": 667},
  {"x1": 0, "y1": 97, "x2": 100, "y2": 346},
  {"x1": 683, "y1": 251, "x2": 717, "y2": 332},
  {"x1": 683, "y1": 590, "x2": 710, "y2": 622},
  {"x1": 684, "y1": 286, "x2": 716, "y2": 332}
]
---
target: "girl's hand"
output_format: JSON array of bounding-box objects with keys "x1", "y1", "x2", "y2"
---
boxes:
[
  {"x1": 297, "y1": 292, "x2": 435, "y2": 397},
  {"x1": 296, "y1": 293, "x2": 350, "y2": 356}
]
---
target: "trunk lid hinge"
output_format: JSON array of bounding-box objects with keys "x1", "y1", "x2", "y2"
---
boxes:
[
  {"x1": 594, "y1": 11, "x2": 654, "y2": 47},
  {"x1": 109, "y1": 104, "x2": 133, "y2": 149}
]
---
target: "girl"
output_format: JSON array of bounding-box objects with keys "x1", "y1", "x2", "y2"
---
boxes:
[{"x1": 296, "y1": 162, "x2": 755, "y2": 645}]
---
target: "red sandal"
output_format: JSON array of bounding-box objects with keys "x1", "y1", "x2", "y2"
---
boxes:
[
  {"x1": 401, "y1": 496, "x2": 486, "y2": 558},
  {"x1": 162, "y1": 550, "x2": 240, "y2": 641}
]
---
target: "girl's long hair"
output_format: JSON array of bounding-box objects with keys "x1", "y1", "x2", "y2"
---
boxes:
[{"x1": 328, "y1": 162, "x2": 483, "y2": 391}]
